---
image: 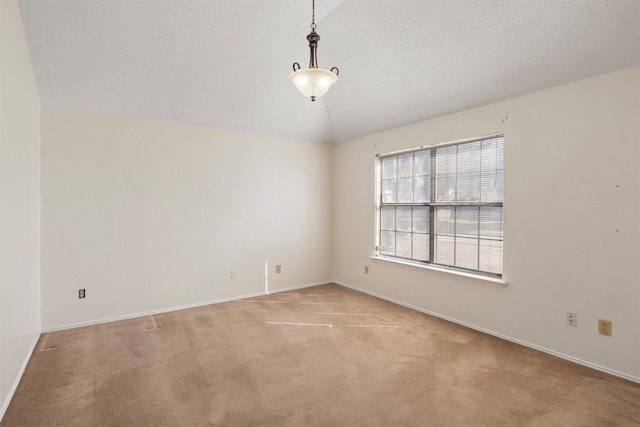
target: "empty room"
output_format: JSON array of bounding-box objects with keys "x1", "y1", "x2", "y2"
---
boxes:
[{"x1": 1, "y1": 0, "x2": 639, "y2": 425}]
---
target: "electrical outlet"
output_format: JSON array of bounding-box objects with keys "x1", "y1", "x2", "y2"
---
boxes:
[
  {"x1": 598, "y1": 319, "x2": 612, "y2": 336},
  {"x1": 231, "y1": 270, "x2": 237, "y2": 279},
  {"x1": 364, "y1": 266, "x2": 369, "y2": 274},
  {"x1": 275, "y1": 265, "x2": 281, "y2": 274},
  {"x1": 79, "y1": 289, "x2": 86, "y2": 299},
  {"x1": 566, "y1": 312, "x2": 577, "y2": 327}
]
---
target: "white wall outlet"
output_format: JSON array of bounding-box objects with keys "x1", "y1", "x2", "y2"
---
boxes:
[
  {"x1": 566, "y1": 312, "x2": 577, "y2": 327},
  {"x1": 275, "y1": 265, "x2": 281, "y2": 274},
  {"x1": 364, "y1": 266, "x2": 369, "y2": 274},
  {"x1": 231, "y1": 270, "x2": 237, "y2": 279}
]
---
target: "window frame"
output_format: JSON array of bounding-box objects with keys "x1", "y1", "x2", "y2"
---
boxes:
[{"x1": 375, "y1": 133, "x2": 504, "y2": 280}]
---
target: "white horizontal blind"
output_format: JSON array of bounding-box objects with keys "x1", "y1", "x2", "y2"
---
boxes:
[{"x1": 379, "y1": 136, "x2": 503, "y2": 277}]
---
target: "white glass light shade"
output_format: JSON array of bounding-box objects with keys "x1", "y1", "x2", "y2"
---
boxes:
[{"x1": 289, "y1": 68, "x2": 338, "y2": 100}]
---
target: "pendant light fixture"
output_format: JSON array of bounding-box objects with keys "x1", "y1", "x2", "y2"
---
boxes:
[{"x1": 289, "y1": 0, "x2": 339, "y2": 102}]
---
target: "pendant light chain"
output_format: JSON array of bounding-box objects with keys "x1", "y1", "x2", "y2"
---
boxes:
[{"x1": 311, "y1": 0, "x2": 317, "y2": 30}]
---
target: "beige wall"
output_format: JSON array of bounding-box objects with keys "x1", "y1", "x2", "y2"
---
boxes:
[
  {"x1": 0, "y1": 0, "x2": 42, "y2": 415},
  {"x1": 333, "y1": 66, "x2": 640, "y2": 380},
  {"x1": 40, "y1": 108, "x2": 333, "y2": 329}
]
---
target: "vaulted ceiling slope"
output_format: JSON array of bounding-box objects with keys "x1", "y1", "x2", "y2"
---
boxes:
[{"x1": 18, "y1": 0, "x2": 640, "y2": 144}]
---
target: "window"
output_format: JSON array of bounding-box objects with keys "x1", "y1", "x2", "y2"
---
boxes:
[{"x1": 377, "y1": 135, "x2": 504, "y2": 277}]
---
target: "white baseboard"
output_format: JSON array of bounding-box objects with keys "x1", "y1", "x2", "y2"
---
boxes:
[
  {"x1": 267, "y1": 280, "x2": 332, "y2": 295},
  {"x1": 334, "y1": 280, "x2": 640, "y2": 385},
  {"x1": 0, "y1": 334, "x2": 39, "y2": 421},
  {"x1": 42, "y1": 280, "x2": 332, "y2": 333}
]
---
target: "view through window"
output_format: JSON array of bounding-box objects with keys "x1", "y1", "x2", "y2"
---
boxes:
[{"x1": 377, "y1": 135, "x2": 504, "y2": 277}]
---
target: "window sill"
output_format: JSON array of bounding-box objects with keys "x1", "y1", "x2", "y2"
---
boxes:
[{"x1": 369, "y1": 256, "x2": 507, "y2": 288}]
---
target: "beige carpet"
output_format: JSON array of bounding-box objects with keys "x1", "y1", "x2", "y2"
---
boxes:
[{"x1": 2, "y1": 284, "x2": 639, "y2": 426}]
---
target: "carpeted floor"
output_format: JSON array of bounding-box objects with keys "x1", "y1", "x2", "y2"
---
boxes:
[{"x1": 2, "y1": 283, "x2": 640, "y2": 426}]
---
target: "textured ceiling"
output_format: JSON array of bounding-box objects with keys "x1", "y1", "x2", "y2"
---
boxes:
[{"x1": 18, "y1": 0, "x2": 640, "y2": 143}]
